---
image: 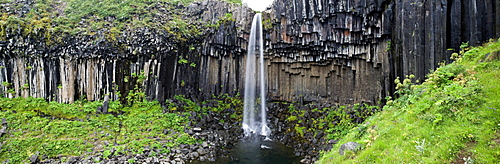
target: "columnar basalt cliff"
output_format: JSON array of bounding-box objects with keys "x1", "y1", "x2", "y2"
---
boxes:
[
  {"x1": 263, "y1": 0, "x2": 393, "y2": 104},
  {"x1": 391, "y1": 0, "x2": 500, "y2": 80},
  {"x1": 0, "y1": 0, "x2": 254, "y2": 103},
  {"x1": 0, "y1": 0, "x2": 499, "y2": 105},
  {"x1": 262, "y1": 0, "x2": 499, "y2": 104}
]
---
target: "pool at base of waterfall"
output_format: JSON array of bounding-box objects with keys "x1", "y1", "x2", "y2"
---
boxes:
[{"x1": 215, "y1": 138, "x2": 302, "y2": 164}]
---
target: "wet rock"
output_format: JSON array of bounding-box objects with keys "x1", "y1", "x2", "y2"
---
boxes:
[
  {"x1": 189, "y1": 144, "x2": 197, "y2": 151},
  {"x1": 117, "y1": 156, "x2": 126, "y2": 162},
  {"x1": 145, "y1": 157, "x2": 152, "y2": 163},
  {"x1": 223, "y1": 123, "x2": 230, "y2": 130},
  {"x1": 0, "y1": 126, "x2": 6, "y2": 136},
  {"x1": 201, "y1": 142, "x2": 209, "y2": 148},
  {"x1": 191, "y1": 152, "x2": 199, "y2": 158},
  {"x1": 193, "y1": 127, "x2": 202, "y2": 132},
  {"x1": 315, "y1": 131, "x2": 324, "y2": 139},
  {"x1": 29, "y1": 154, "x2": 38, "y2": 164},
  {"x1": 197, "y1": 148, "x2": 207, "y2": 156},
  {"x1": 339, "y1": 142, "x2": 361, "y2": 155},
  {"x1": 199, "y1": 156, "x2": 207, "y2": 162},
  {"x1": 67, "y1": 156, "x2": 78, "y2": 163},
  {"x1": 0, "y1": 41, "x2": 7, "y2": 47},
  {"x1": 180, "y1": 149, "x2": 189, "y2": 154}
]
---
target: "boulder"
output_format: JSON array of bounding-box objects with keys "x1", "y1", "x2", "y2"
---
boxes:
[
  {"x1": 191, "y1": 152, "x2": 199, "y2": 158},
  {"x1": 29, "y1": 154, "x2": 38, "y2": 164},
  {"x1": 196, "y1": 148, "x2": 207, "y2": 156},
  {"x1": 193, "y1": 127, "x2": 202, "y2": 132},
  {"x1": 339, "y1": 142, "x2": 361, "y2": 155},
  {"x1": 201, "y1": 142, "x2": 209, "y2": 148}
]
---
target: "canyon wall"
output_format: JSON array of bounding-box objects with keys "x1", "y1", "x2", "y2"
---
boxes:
[{"x1": 0, "y1": 0, "x2": 498, "y2": 104}]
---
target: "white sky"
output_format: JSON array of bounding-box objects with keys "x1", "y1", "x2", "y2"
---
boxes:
[{"x1": 242, "y1": 0, "x2": 274, "y2": 11}]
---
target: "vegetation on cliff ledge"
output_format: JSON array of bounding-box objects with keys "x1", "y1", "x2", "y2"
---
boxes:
[
  {"x1": 0, "y1": 0, "x2": 241, "y2": 43},
  {"x1": 319, "y1": 39, "x2": 500, "y2": 163}
]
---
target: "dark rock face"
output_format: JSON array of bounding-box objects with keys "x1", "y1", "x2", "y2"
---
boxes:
[
  {"x1": 263, "y1": 0, "x2": 393, "y2": 104},
  {"x1": 0, "y1": 0, "x2": 499, "y2": 105},
  {"x1": 391, "y1": 0, "x2": 500, "y2": 81},
  {"x1": 263, "y1": 0, "x2": 500, "y2": 104},
  {"x1": 0, "y1": 0, "x2": 253, "y2": 103}
]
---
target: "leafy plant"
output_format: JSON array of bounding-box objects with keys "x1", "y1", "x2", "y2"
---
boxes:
[
  {"x1": 178, "y1": 57, "x2": 189, "y2": 64},
  {"x1": 1, "y1": 81, "x2": 11, "y2": 88}
]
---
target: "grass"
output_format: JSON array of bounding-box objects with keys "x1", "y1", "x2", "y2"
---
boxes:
[
  {"x1": 318, "y1": 39, "x2": 500, "y2": 163},
  {"x1": 0, "y1": 98, "x2": 196, "y2": 163}
]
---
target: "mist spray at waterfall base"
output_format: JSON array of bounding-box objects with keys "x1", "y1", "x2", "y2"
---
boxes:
[{"x1": 242, "y1": 13, "x2": 271, "y2": 139}]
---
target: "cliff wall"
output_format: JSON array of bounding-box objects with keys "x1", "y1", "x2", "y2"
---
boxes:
[
  {"x1": 392, "y1": 0, "x2": 500, "y2": 79},
  {"x1": 0, "y1": 0, "x2": 254, "y2": 103},
  {"x1": 0, "y1": 0, "x2": 498, "y2": 105},
  {"x1": 263, "y1": 0, "x2": 393, "y2": 104}
]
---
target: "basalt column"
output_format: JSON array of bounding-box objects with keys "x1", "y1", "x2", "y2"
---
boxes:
[{"x1": 263, "y1": 0, "x2": 393, "y2": 104}]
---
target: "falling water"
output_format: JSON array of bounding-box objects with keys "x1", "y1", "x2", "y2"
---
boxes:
[{"x1": 243, "y1": 13, "x2": 270, "y2": 138}]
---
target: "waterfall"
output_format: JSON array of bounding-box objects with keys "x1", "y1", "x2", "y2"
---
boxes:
[{"x1": 243, "y1": 13, "x2": 270, "y2": 138}]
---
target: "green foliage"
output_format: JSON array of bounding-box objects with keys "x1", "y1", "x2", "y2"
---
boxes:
[
  {"x1": 190, "y1": 62, "x2": 197, "y2": 67},
  {"x1": 1, "y1": 82, "x2": 11, "y2": 88},
  {"x1": 222, "y1": 0, "x2": 242, "y2": 4},
  {"x1": 0, "y1": 97, "x2": 196, "y2": 163},
  {"x1": 168, "y1": 95, "x2": 200, "y2": 112},
  {"x1": 206, "y1": 12, "x2": 237, "y2": 30},
  {"x1": 178, "y1": 57, "x2": 189, "y2": 64},
  {"x1": 324, "y1": 104, "x2": 379, "y2": 140},
  {"x1": 294, "y1": 126, "x2": 306, "y2": 137},
  {"x1": 262, "y1": 17, "x2": 273, "y2": 30},
  {"x1": 318, "y1": 39, "x2": 500, "y2": 163},
  {"x1": 287, "y1": 103, "x2": 296, "y2": 112},
  {"x1": 125, "y1": 71, "x2": 147, "y2": 105},
  {"x1": 386, "y1": 40, "x2": 392, "y2": 52},
  {"x1": 167, "y1": 93, "x2": 243, "y2": 123},
  {"x1": 283, "y1": 101, "x2": 379, "y2": 143},
  {"x1": 286, "y1": 115, "x2": 297, "y2": 122}
]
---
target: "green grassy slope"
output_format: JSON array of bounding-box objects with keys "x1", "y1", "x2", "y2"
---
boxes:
[{"x1": 318, "y1": 39, "x2": 500, "y2": 163}]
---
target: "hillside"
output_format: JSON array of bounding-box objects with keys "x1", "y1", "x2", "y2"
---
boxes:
[{"x1": 319, "y1": 39, "x2": 500, "y2": 163}]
